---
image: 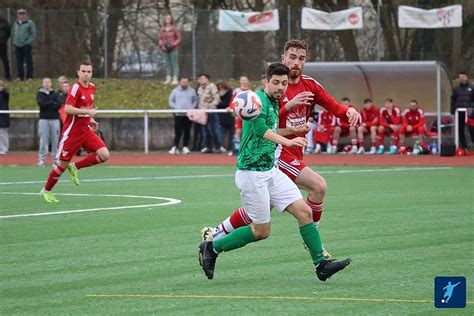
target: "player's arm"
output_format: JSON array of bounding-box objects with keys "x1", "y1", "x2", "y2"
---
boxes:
[
  {"x1": 413, "y1": 110, "x2": 426, "y2": 129},
  {"x1": 277, "y1": 124, "x2": 310, "y2": 136},
  {"x1": 251, "y1": 117, "x2": 306, "y2": 147},
  {"x1": 312, "y1": 83, "x2": 360, "y2": 125},
  {"x1": 65, "y1": 104, "x2": 96, "y2": 117},
  {"x1": 279, "y1": 92, "x2": 314, "y2": 117}
]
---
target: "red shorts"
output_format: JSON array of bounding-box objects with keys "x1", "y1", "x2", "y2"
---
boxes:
[
  {"x1": 277, "y1": 152, "x2": 307, "y2": 182},
  {"x1": 337, "y1": 126, "x2": 352, "y2": 136},
  {"x1": 235, "y1": 117, "x2": 242, "y2": 130},
  {"x1": 57, "y1": 127, "x2": 106, "y2": 162},
  {"x1": 400, "y1": 126, "x2": 425, "y2": 136}
]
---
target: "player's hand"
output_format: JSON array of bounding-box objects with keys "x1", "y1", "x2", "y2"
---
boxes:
[
  {"x1": 293, "y1": 124, "x2": 311, "y2": 135},
  {"x1": 90, "y1": 119, "x2": 99, "y2": 131},
  {"x1": 346, "y1": 107, "x2": 361, "y2": 126},
  {"x1": 87, "y1": 108, "x2": 97, "y2": 117},
  {"x1": 285, "y1": 92, "x2": 314, "y2": 111},
  {"x1": 407, "y1": 125, "x2": 413, "y2": 132},
  {"x1": 286, "y1": 137, "x2": 307, "y2": 147}
]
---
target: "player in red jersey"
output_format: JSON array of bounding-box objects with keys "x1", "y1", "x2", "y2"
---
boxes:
[
  {"x1": 399, "y1": 99, "x2": 426, "y2": 152},
  {"x1": 377, "y1": 97, "x2": 402, "y2": 154},
  {"x1": 40, "y1": 61, "x2": 110, "y2": 202},
  {"x1": 201, "y1": 40, "x2": 360, "y2": 259},
  {"x1": 313, "y1": 110, "x2": 336, "y2": 154},
  {"x1": 333, "y1": 97, "x2": 358, "y2": 154},
  {"x1": 357, "y1": 98, "x2": 379, "y2": 154}
]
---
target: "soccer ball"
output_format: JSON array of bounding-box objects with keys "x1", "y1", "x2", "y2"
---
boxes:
[{"x1": 232, "y1": 91, "x2": 262, "y2": 120}]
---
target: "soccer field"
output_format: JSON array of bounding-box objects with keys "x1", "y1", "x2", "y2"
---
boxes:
[{"x1": 1, "y1": 165, "x2": 472, "y2": 314}]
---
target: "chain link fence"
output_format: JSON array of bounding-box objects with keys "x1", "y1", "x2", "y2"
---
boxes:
[{"x1": 0, "y1": 3, "x2": 472, "y2": 81}]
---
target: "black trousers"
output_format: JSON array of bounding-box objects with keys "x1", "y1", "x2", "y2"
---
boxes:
[
  {"x1": 174, "y1": 115, "x2": 192, "y2": 147},
  {"x1": 15, "y1": 45, "x2": 33, "y2": 79},
  {"x1": 457, "y1": 111, "x2": 474, "y2": 149},
  {"x1": 0, "y1": 43, "x2": 10, "y2": 80}
]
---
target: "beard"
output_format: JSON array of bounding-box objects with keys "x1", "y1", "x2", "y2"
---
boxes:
[{"x1": 289, "y1": 68, "x2": 300, "y2": 79}]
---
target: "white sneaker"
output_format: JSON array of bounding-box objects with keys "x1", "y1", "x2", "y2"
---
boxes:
[
  {"x1": 164, "y1": 75, "x2": 171, "y2": 84},
  {"x1": 326, "y1": 144, "x2": 332, "y2": 154},
  {"x1": 182, "y1": 146, "x2": 190, "y2": 155},
  {"x1": 369, "y1": 146, "x2": 376, "y2": 155},
  {"x1": 201, "y1": 147, "x2": 209, "y2": 153},
  {"x1": 350, "y1": 145, "x2": 358, "y2": 154},
  {"x1": 37, "y1": 160, "x2": 45, "y2": 168},
  {"x1": 356, "y1": 147, "x2": 365, "y2": 154},
  {"x1": 171, "y1": 76, "x2": 178, "y2": 85},
  {"x1": 218, "y1": 146, "x2": 227, "y2": 153},
  {"x1": 168, "y1": 146, "x2": 177, "y2": 155},
  {"x1": 314, "y1": 143, "x2": 321, "y2": 154}
]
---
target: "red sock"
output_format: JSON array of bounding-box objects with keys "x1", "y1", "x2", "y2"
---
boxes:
[
  {"x1": 75, "y1": 154, "x2": 105, "y2": 170},
  {"x1": 371, "y1": 140, "x2": 376, "y2": 147},
  {"x1": 229, "y1": 207, "x2": 252, "y2": 229},
  {"x1": 392, "y1": 132, "x2": 399, "y2": 146},
  {"x1": 307, "y1": 198, "x2": 324, "y2": 224},
  {"x1": 44, "y1": 165, "x2": 65, "y2": 191},
  {"x1": 332, "y1": 140, "x2": 338, "y2": 147},
  {"x1": 351, "y1": 139, "x2": 357, "y2": 146},
  {"x1": 377, "y1": 132, "x2": 384, "y2": 146},
  {"x1": 358, "y1": 140, "x2": 364, "y2": 148}
]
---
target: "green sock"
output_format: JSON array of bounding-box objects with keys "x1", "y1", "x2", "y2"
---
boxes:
[
  {"x1": 299, "y1": 222, "x2": 324, "y2": 265},
  {"x1": 213, "y1": 226, "x2": 257, "y2": 253}
]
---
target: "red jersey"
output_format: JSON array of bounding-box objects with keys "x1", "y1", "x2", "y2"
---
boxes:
[
  {"x1": 318, "y1": 110, "x2": 336, "y2": 127},
  {"x1": 336, "y1": 104, "x2": 357, "y2": 128},
  {"x1": 379, "y1": 106, "x2": 402, "y2": 127},
  {"x1": 361, "y1": 105, "x2": 379, "y2": 127},
  {"x1": 278, "y1": 75, "x2": 347, "y2": 159},
  {"x1": 63, "y1": 81, "x2": 96, "y2": 133},
  {"x1": 402, "y1": 107, "x2": 425, "y2": 129}
]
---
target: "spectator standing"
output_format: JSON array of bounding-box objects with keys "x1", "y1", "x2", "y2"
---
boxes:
[
  {"x1": 159, "y1": 14, "x2": 181, "y2": 85},
  {"x1": 0, "y1": 16, "x2": 11, "y2": 81},
  {"x1": 450, "y1": 72, "x2": 474, "y2": 151},
  {"x1": 168, "y1": 77, "x2": 198, "y2": 155},
  {"x1": 12, "y1": 9, "x2": 36, "y2": 81},
  {"x1": 37, "y1": 77, "x2": 60, "y2": 167},
  {"x1": 216, "y1": 80, "x2": 234, "y2": 150},
  {"x1": 0, "y1": 80, "x2": 9, "y2": 154},
  {"x1": 197, "y1": 73, "x2": 225, "y2": 153}
]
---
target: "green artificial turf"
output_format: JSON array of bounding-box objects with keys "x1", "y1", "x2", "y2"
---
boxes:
[{"x1": 0, "y1": 165, "x2": 472, "y2": 314}]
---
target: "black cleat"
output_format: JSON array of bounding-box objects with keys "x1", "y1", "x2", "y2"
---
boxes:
[
  {"x1": 198, "y1": 241, "x2": 218, "y2": 280},
  {"x1": 316, "y1": 258, "x2": 352, "y2": 282}
]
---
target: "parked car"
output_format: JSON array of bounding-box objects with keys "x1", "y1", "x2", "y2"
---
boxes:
[{"x1": 117, "y1": 52, "x2": 163, "y2": 77}]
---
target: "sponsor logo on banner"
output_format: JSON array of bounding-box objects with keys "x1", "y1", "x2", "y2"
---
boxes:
[
  {"x1": 398, "y1": 5, "x2": 462, "y2": 28},
  {"x1": 301, "y1": 7, "x2": 363, "y2": 30},
  {"x1": 218, "y1": 9, "x2": 279, "y2": 32}
]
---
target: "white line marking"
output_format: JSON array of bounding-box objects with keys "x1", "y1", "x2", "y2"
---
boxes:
[
  {"x1": 0, "y1": 192, "x2": 181, "y2": 219},
  {"x1": 0, "y1": 167, "x2": 454, "y2": 186}
]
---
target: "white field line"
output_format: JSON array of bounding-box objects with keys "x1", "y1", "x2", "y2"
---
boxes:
[
  {"x1": 0, "y1": 193, "x2": 181, "y2": 219},
  {"x1": 0, "y1": 166, "x2": 454, "y2": 186}
]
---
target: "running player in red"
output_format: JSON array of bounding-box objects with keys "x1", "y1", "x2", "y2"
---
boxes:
[
  {"x1": 399, "y1": 99, "x2": 426, "y2": 153},
  {"x1": 40, "y1": 61, "x2": 110, "y2": 202},
  {"x1": 201, "y1": 40, "x2": 360, "y2": 259},
  {"x1": 357, "y1": 98, "x2": 379, "y2": 154},
  {"x1": 377, "y1": 97, "x2": 402, "y2": 154},
  {"x1": 332, "y1": 97, "x2": 358, "y2": 154}
]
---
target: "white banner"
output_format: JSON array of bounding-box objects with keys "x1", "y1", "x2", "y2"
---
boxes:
[
  {"x1": 217, "y1": 9, "x2": 279, "y2": 32},
  {"x1": 398, "y1": 5, "x2": 462, "y2": 28},
  {"x1": 301, "y1": 7, "x2": 363, "y2": 30}
]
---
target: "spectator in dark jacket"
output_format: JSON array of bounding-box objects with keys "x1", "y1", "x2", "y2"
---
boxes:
[
  {"x1": 0, "y1": 80, "x2": 9, "y2": 154},
  {"x1": 451, "y1": 71, "x2": 474, "y2": 149},
  {"x1": 12, "y1": 9, "x2": 36, "y2": 80},
  {"x1": 37, "y1": 77, "x2": 60, "y2": 166},
  {"x1": 0, "y1": 16, "x2": 11, "y2": 81},
  {"x1": 216, "y1": 80, "x2": 234, "y2": 150}
]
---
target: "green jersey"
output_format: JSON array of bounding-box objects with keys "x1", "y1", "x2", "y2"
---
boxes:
[{"x1": 237, "y1": 89, "x2": 279, "y2": 171}]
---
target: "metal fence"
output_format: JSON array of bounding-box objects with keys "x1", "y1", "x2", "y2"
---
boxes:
[{"x1": 0, "y1": 3, "x2": 472, "y2": 81}]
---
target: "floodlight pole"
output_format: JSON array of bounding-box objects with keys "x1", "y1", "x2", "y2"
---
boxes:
[
  {"x1": 376, "y1": 0, "x2": 381, "y2": 61},
  {"x1": 436, "y1": 63, "x2": 441, "y2": 153}
]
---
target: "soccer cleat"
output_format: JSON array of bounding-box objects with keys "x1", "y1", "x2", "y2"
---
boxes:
[
  {"x1": 200, "y1": 227, "x2": 213, "y2": 241},
  {"x1": 377, "y1": 145, "x2": 385, "y2": 155},
  {"x1": 369, "y1": 146, "x2": 377, "y2": 155},
  {"x1": 356, "y1": 147, "x2": 365, "y2": 155},
  {"x1": 40, "y1": 189, "x2": 59, "y2": 203},
  {"x1": 389, "y1": 145, "x2": 398, "y2": 154},
  {"x1": 316, "y1": 258, "x2": 352, "y2": 282},
  {"x1": 198, "y1": 241, "x2": 218, "y2": 280},
  {"x1": 67, "y1": 163, "x2": 80, "y2": 186}
]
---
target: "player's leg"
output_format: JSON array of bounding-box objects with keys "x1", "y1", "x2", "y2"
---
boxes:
[
  {"x1": 399, "y1": 125, "x2": 407, "y2": 149},
  {"x1": 295, "y1": 166, "x2": 326, "y2": 227},
  {"x1": 390, "y1": 125, "x2": 401, "y2": 154},
  {"x1": 203, "y1": 206, "x2": 252, "y2": 241},
  {"x1": 357, "y1": 126, "x2": 367, "y2": 154},
  {"x1": 37, "y1": 119, "x2": 48, "y2": 167},
  {"x1": 349, "y1": 126, "x2": 358, "y2": 153},
  {"x1": 199, "y1": 170, "x2": 271, "y2": 279},
  {"x1": 377, "y1": 126, "x2": 386, "y2": 154},
  {"x1": 369, "y1": 126, "x2": 377, "y2": 154},
  {"x1": 331, "y1": 126, "x2": 341, "y2": 154}
]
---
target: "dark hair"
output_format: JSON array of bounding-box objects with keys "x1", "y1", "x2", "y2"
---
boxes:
[
  {"x1": 283, "y1": 39, "x2": 309, "y2": 54},
  {"x1": 341, "y1": 97, "x2": 350, "y2": 102},
  {"x1": 363, "y1": 98, "x2": 372, "y2": 103},
  {"x1": 179, "y1": 76, "x2": 189, "y2": 81},
  {"x1": 216, "y1": 80, "x2": 229, "y2": 90},
  {"x1": 197, "y1": 73, "x2": 209, "y2": 79},
  {"x1": 266, "y1": 63, "x2": 290, "y2": 80},
  {"x1": 261, "y1": 74, "x2": 266, "y2": 80},
  {"x1": 410, "y1": 99, "x2": 418, "y2": 104},
  {"x1": 459, "y1": 71, "x2": 469, "y2": 78},
  {"x1": 384, "y1": 97, "x2": 393, "y2": 103},
  {"x1": 77, "y1": 61, "x2": 92, "y2": 70}
]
